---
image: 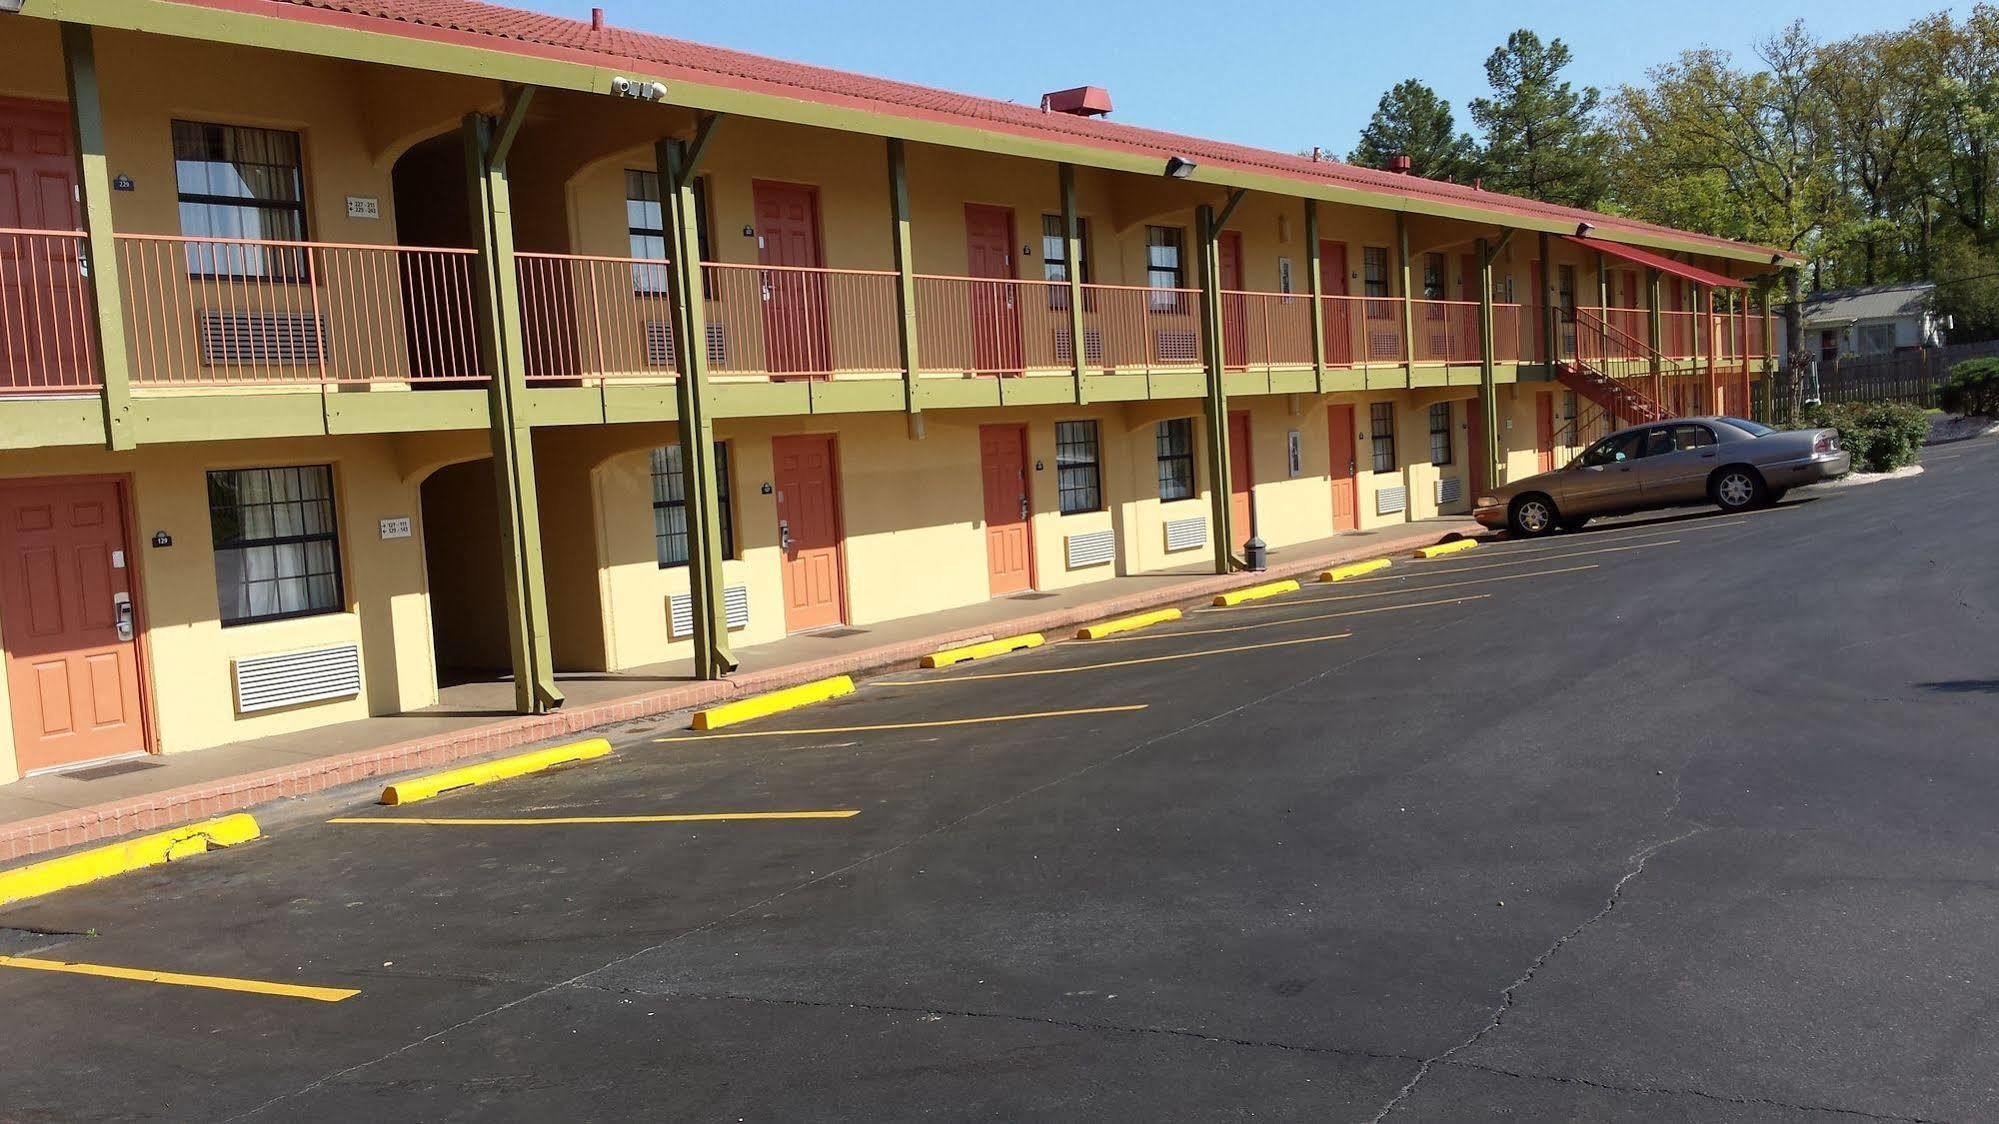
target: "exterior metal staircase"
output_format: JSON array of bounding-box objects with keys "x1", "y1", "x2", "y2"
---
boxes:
[{"x1": 1555, "y1": 307, "x2": 1675, "y2": 428}]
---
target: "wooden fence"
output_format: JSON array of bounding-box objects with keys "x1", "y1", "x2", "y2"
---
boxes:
[{"x1": 1756, "y1": 340, "x2": 1999, "y2": 424}]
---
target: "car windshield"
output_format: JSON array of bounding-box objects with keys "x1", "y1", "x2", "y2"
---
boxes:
[{"x1": 1720, "y1": 417, "x2": 1776, "y2": 437}]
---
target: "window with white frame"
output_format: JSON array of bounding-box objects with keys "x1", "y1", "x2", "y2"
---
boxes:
[
  {"x1": 650, "y1": 442, "x2": 734, "y2": 567},
  {"x1": 1056, "y1": 420, "x2": 1102, "y2": 514},
  {"x1": 1156, "y1": 418, "x2": 1195, "y2": 501},
  {"x1": 208, "y1": 465, "x2": 342, "y2": 626},
  {"x1": 1429, "y1": 402, "x2": 1453, "y2": 465}
]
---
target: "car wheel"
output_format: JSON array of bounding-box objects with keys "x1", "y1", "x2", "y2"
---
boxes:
[
  {"x1": 1509, "y1": 494, "x2": 1558, "y2": 537},
  {"x1": 1558, "y1": 514, "x2": 1591, "y2": 532},
  {"x1": 1710, "y1": 467, "x2": 1767, "y2": 512}
]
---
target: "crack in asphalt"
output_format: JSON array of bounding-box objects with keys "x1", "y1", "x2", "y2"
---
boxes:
[
  {"x1": 219, "y1": 614, "x2": 1477, "y2": 1122},
  {"x1": 1366, "y1": 819, "x2": 1712, "y2": 1122}
]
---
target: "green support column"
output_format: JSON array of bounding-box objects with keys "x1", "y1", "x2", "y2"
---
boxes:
[
  {"x1": 463, "y1": 98, "x2": 563, "y2": 713},
  {"x1": 1060, "y1": 163, "x2": 1088, "y2": 404},
  {"x1": 1476, "y1": 236, "x2": 1501, "y2": 492},
  {"x1": 886, "y1": 139, "x2": 921, "y2": 417},
  {"x1": 656, "y1": 120, "x2": 738, "y2": 680},
  {"x1": 1196, "y1": 203, "x2": 1234, "y2": 575},
  {"x1": 60, "y1": 24, "x2": 133, "y2": 451},
  {"x1": 1397, "y1": 213, "x2": 1416, "y2": 381},
  {"x1": 1305, "y1": 200, "x2": 1327, "y2": 392},
  {"x1": 1538, "y1": 232, "x2": 1558, "y2": 369}
]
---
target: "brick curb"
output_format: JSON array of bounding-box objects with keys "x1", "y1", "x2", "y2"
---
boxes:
[{"x1": 0, "y1": 521, "x2": 1477, "y2": 864}]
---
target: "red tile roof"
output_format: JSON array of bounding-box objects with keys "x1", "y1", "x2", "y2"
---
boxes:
[{"x1": 191, "y1": 0, "x2": 1789, "y2": 263}]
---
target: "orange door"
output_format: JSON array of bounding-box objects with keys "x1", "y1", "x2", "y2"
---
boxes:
[
  {"x1": 1227, "y1": 410, "x2": 1253, "y2": 551},
  {"x1": 0, "y1": 97, "x2": 86, "y2": 392},
  {"x1": 978, "y1": 424, "x2": 1033, "y2": 596},
  {"x1": 963, "y1": 204, "x2": 1022, "y2": 375},
  {"x1": 1328, "y1": 404, "x2": 1358, "y2": 531},
  {"x1": 0, "y1": 478, "x2": 146, "y2": 773},
  {"x1": 772, "y1": 434, "x2": 846, "y2": 632},
  {"x1": 1458, "y1": 253, "x2": 1478, "y2": 301},
  {"x1": 753, "y1": 181, "x2": 830, "y2": 377},
  {"x1": 1320, "y1": 241, "x2": 1352, "y2": 367},
  {"x1": 1535, "y1": 392, "x2": 1556, "y2": 473},
  {"x1": 1218, "y1": 230, "x2": 1247, "y2": 370}
]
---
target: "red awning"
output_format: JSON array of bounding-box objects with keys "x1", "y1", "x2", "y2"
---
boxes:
[{"x1": 1561, "y1": 235, "x2": 1749, "y2": 289}]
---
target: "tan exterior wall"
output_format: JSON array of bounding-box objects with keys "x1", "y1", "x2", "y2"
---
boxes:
[{"x1": 0, "y1": 436, "x2": 442, "y2": 782}]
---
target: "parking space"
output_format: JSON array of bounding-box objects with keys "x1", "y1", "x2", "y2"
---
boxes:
[{"x1": 3, "y1": 441, "x2": 1998, "y2": 1120}]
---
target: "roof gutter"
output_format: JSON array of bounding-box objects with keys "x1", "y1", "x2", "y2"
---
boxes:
[{"x1": 37, "y1": 0, "x2": 1795, "y2": 266}]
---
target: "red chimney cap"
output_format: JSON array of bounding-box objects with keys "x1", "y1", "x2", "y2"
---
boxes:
[
  {"x1": 1042, "y1": 86, "x2": 1113, "y2": 117},
  {"x1": 1387, "y1": 154, "x2": 1413, "y2": 174}
]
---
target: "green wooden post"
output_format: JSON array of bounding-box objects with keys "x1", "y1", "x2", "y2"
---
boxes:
[
  {"x1": 60, "y1": 24, "x2": 133, "y2": 451},
  {"x1": 463, "y1": 100, "x2": 563, "y2": 714},
  {"x1": 1397, "y1": 213, "x2": 1416, "y2": 380},
  {"x1": 1476, "y1": 236, "x2": 1501, "y2": 491},
  {"x1": 656, "y1": 123, "x2": 738, "y2": 680},
  {"x1": 1305, "y1": 200, "x2": 1327, "y2": 393},
  {"x1": 1196, "y1": 204, "x2": 1233, "y2": 575},
  {"x1": 1060, "y1": 163, "x2": 1088, "y2": 404},
  {"x1": 886, "y1": 138, "x2": 921, "y2": 417}
]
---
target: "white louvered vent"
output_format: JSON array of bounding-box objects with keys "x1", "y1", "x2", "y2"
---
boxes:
[
  {"x1": 1153, "y1": 329, "x2": 1199, "y2": 363},
  {"x1": 1065, "y1": 529, "x2": 1116, "y2": 569},
  {"x1": 200, "y1": 311, "x2": 324, "y2": 365},
  {"x1": 668, "y1": 584, "x2": 750, "y2": 639},
  {"x1": 1163, "y1": 515, "x2": 1207, "y2": 553},
  {"x1": 1376, "y1": 485, "x2": 1408, "y2": 516},
  {"x1": 232, "y1": 643, "x2": 360, "y2": 714},
  {"x1": 1436, "y1": 476, "x2": 1463, "y2": 505},
  {"x1": 644, "y1": 321, "x2": 727, "y2": 369},
  {"x1": 1053, "y1": 327, "x2": 1105, "y2": 365}
]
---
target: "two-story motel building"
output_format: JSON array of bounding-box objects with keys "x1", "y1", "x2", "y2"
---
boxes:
[{"x1": 0, "y1": 0, "x2": 1790, "y2": 783}]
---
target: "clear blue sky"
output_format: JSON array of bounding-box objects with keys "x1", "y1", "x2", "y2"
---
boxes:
[{"x1": 529, "y1": 0, "x2": 1962, "y2": 156}]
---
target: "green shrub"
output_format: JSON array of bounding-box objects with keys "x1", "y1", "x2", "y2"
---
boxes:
[
  {"x1": 1938, "y1": 358, "x2": 1999, "y2": 418},
  {"x1": 1797, "y1": 400, "x2": 1928, "y2": 473}
]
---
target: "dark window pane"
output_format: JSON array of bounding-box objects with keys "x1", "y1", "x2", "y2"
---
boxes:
[
  {"x1": 208, "y1": 464, "x2": 342, "y2": 626},
  {"x1": 1429, "y1": 402, "x2": 1453, "y2": 466},
  {"x1": 652, "y1": 442, "x2": 733, "y2": 567},
  {"x1": 1370, "y1": 402, "x2": 1397, "y2": 473},
  {"x1": 1056, "y1": 420, "x2": 1102, "y2": 514},
  {"x1": 1156, "y1": 418, "x2": 1195, "y2": 501}
]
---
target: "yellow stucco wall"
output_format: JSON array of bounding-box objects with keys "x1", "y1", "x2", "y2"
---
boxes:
[{"x1": 0, "y1": 436, "x2": 440, "y2": 782}]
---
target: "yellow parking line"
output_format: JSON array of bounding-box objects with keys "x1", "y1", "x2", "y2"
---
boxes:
[
  {"x1": 1210, "y1": 563, "x2": 1601, "y2": 610},
  {"x1": 882, "y1": 632, "x2": 1351, "y2": 685},
  {"x1": 1332, "y1": 538, "x2": 1684, "y2": 584},
  {"x1": 331, "y1": 810, "x2": 860, "y2": 826},
  {"x1": 1088, "y1": 594, "x2": 1490, "y2": 643},
  {"x1": 654, "y1": 703, "x2": 1148, "y2": 742},
  {"x1": 0, "y1": 955, "x2": 357, "y2": 1003}
]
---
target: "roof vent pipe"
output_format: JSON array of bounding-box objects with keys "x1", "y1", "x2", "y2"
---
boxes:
[
  {"x1": 590, "y1": 7, "x2": 605, "y2": 30},
  {"x1": 1387, "y1": 154, "x2": 1412, "y2": 175}
]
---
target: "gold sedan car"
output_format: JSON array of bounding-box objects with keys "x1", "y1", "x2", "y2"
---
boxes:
[{"x1": 1474, "y1": 416, "x2": 1849, "y2": 536}]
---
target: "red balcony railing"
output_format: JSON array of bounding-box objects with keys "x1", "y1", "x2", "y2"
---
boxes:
[
  {"x1": 0, "y1": 228, "x2": 98, "y2": 393},
  {"x1": 1089, "y1": 284, "x2": 1206, "y2": 373},
  {"x1": 1409, "y1": 299, "x2": 1483, "y2": 364},
  {"x1": 118, "y1": 234, "x2": 483, "y2": 386},
  {"x1": 1217, "y1": 289, "x2": 1315, "y2": 372}
]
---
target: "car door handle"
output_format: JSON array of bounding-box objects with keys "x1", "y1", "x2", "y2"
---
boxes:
[{"x1": 1699, "y1": 452, "x2": 1716, "y2": 458}]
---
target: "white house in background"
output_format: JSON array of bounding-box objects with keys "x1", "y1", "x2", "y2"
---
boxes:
[{"x1": 1777, "y1": 281, "x2": 1946, "y2": 363}]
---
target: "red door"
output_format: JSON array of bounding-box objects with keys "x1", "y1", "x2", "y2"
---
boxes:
[
  {"x1": 1218, "y1": 230, "x2": 1247, "y2": 370},
  {"x1": 978, "y1": 424, "x2": 1033, "y2": 596},
  {"x1": 0, "y1": 478, "x2": 147, "y2": 773},
  {"x1": 772, "y1": 434, "x2": 846, "y2": 632},
  {"x1": 1328, "y1": 404, "x2": 1358, "y2": 531},
  {"x1": 1535, "y1": 392, "x2": 1556, "y2": 473},
  {"x1": 1320, "y1": 241, "x2": 1351, "y2": 367},
  {"x1": 1466, "y1": 398, "x2": 1487, "y2": 498},
  {"x1": 1227, "y1": 410, "x2": 1253, "y2": 551},
  {"x1": 963, "y1": 204, "x2": 1022, "y2": 375},
  {"x1": 0, "y1": 97, "x2": 88, "y2": 392},
  {"x1": 1458, "y1": 253, "x2": 1478, "y2": 301},
  {"x1": 753, "y1": 182, "x2": 830, "y2": 377}
]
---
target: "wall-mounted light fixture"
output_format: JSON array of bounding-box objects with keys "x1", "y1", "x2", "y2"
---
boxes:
[
  {"x1": 1575, "y1": 221, "x2": 1596, "y2": 237},
  {"x1": 610, "y1": 75, "x2": 666, "y2": 101},
  {"x1": 1164, "y1": 156, "x2": 1197, "y2": 179},
  {"x1": 0, "y1": 0, "x2": 25, "y2": 14}
]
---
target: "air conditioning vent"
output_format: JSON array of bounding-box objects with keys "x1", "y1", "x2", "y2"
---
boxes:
[
  {"x1": 668, "y1": 584, "x2": 750, "y2": 639},
  {"x1": 1163, "y1": 515, "x2": 1206, "y2": 552},
  {"x1": 1436, "y1": 476, "x2": 1463, "y2": 505},
  {"x1": 1065, "y1": 528, "x2": 1115, "y2": 569},
  {"x1": 1376, "y1": 485, "x2": 1407, "y2": 515},
  {"x1": 233, "y1": 643, "x2": 360, "y2": 714},
  {"x1": 1053, "y1": 327, "x2": 1104, "y2": 365},
  {"x1": 644, "y1": 320, "x2": 727, "y2": 369},
  {"x1": 200, "y1": 311, "x2": 324, "y2": 365},
  {"x1": 1153, "y1": 329, "x2": 1199, "y2": 363}
]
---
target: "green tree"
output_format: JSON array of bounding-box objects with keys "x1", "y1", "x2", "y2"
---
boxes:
[
  {"x1": 1347, "y1": 79, "x2": 1478, "y2": 181},
  {"x1": 1931, "y1": 237, "x2": 1999, "y2": 341},
  {"x1": 1469, "y1": 30, "x2": 1612, "y2": 208}
]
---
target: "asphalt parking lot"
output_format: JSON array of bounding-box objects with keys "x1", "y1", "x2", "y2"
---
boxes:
[{"x1": 2, "y1": 436, "x2": 1995, "y2": 1122}]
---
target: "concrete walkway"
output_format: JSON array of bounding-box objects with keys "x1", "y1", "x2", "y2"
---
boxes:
[{"x1": 0, "y1": 519, "x2": 1476, "y2": 860}]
